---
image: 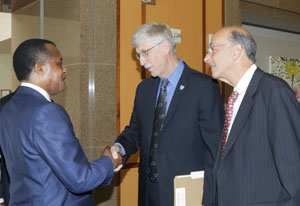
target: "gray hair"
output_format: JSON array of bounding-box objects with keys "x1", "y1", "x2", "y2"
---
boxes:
[
  {"x1": 131, "y1": 22, "x2": 176, "y2": 54},
  {"x1": 229, "y1": 30, "x2": 257, "y2": 63}
]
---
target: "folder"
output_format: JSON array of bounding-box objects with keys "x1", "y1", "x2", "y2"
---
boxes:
[{"x1": 174, "y1": 171, "x2": 204, "y2": 206}]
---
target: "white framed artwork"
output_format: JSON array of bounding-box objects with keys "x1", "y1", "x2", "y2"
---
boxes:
[{"x1": 269, "y1": 56, "x2": 300, "y2": 102}]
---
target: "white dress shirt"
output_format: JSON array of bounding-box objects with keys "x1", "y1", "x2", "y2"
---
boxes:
[{"x1": 226, "y1": 64, "x2": 257, "y2": 140}]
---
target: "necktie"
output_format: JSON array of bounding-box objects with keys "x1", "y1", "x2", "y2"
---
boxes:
[
  {"x1": 148, "y1": 79, "x2": 169, "y2": 183},
  {"x1": 220, "y1": 91, "x2": 239, "y2": 158}
]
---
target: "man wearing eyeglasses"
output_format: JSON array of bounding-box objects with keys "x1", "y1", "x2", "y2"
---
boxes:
[
  {"x1": 111, "y1": 22, "x2": 224, "y2": 206},
  {"x1": 205, "y1": 26, "x2": 300, "y2": 206}
]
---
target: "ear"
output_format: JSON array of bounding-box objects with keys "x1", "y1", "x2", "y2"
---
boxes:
[
  {"x1": 160, "y1": 40, "x2": 171, "y2": 54},
  {"x1": 33, "y1": 62, "x2": 46, "y2": 76},
  {"x1": 232, "y1": 44, "x2": 243, "y2": 61}
]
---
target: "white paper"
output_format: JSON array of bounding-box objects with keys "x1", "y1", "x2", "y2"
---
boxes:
[
  {"x1": 175, "y1": 187, "x2": 186, "y2": 206},
  {"x1": 171, "y1": 28, "x2": 182, "y2": 44},
  {"x1": 190, "y1": 171, "x2": 204, "y2": 179}
]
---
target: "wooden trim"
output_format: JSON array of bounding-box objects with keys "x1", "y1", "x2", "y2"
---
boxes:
[
  {"x1": 202, "y1": 0, "x2": 206, "y2": 74},
  {"x1": 116, "y1": 0, "x2": 121, "y2": 137},
  {"x1": 116, "y1": 0, "x2": 121, "y2": 205},
  {"x1": 142, "y1": 2, "x2": 146, "y2": 24},
  {"x1": 222, "y1": 0, "x2": 225, "y2": 26},
  {"x1": 123, "y1": 162, "x2": 139, "y2": 169}
]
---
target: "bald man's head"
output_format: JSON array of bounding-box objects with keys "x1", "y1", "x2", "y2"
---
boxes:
[{"x1": 214, "y1": 26, "x2": 257, "y2": 63}]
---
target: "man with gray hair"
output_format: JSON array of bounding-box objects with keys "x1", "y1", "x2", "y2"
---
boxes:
[
  {"x1": 111, "y1": 22, "x2": 224, "y2": 206},
  {"x1": 205, "y1": 26, "x2": 300, "y2": 205}
]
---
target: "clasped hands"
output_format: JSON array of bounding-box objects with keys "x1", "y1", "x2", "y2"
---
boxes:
[{"x1": 102, "y1": 145, "x2": 123, "y2": 173}]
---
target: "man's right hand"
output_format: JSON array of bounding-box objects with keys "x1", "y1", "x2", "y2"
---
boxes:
[
  {"x1": 102, "y1": 146, "x2": 122, "y2": 171},
  {"x1": 110, "y1": 145, "x2": 123, "y2": 172}
]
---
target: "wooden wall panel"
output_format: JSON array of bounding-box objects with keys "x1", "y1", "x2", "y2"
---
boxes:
[
  {"x1": 119, "y1": 0, "x2": 143, "y2": 139},
  {"x1": 146, "y1": 0, "x2": 204, "y2": 72},
  {"x1": 119, "y1": 1, "x2": 141, "y2": 205},
  {"x1": 205, "y1": 0, "x2": 224, "y2": 76},
  {"x1": 119, "y1": 167, "x2": 139, "y2": 206},
  {"x1": 205, "y1": 0, "x2": 225, "y2": 99}
]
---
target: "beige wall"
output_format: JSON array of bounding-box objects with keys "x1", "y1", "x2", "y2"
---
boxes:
[
  {"x1": 11, "y1": 13, "x2": 40, "y2": 89},
  {"x1": 241, "y1": 0, "x2": 300, "y2": 18},
  {"x1": 245, "y1": 24, "x2": 300, "y2": 71},
  {"x1": 241, "y1": 0, "x2": 300, "y2": 34},
  {"x1": 0, "y1": 54, "x2": 11, "y2": 90},
  {"x1": 0, "y1": 12, "x2": 12, "y2": 92}
]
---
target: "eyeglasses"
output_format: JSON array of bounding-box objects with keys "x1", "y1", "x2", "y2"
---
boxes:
[
  {"x1": 136, "y1": 41, "x2": 162, "y2": 60},
  {"x1": 206, "y1": 43, "x2": 234, "y2": 54}
]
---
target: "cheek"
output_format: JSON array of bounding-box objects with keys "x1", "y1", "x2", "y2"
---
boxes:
[
  {"x1": 49, "y1": 72, "x2": 61, "y2": 87},
  {"x1": 155, "y1": 56, "x2": 165, "y2": 68},
  {"x1": 213, "y1": 55, "x2": 224, "y2": 67},
  {"x1": 212, "y1": 53, "x2": 219, "y2": 62}
]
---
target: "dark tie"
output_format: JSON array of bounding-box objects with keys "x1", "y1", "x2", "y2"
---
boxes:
[
  {"x1": 148, "y1": 79, "x2": 169, "y2": 183},
  {"x1": 220, "y1": 91, "x2": 239, "y2": 158}
]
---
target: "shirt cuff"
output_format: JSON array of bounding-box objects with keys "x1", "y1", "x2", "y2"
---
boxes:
[{"x1": 114, "y1": 143, "x2": 126, "y2": 156}]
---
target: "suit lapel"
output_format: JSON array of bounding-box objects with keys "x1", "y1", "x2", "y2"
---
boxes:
[
  {"x1": 147, "y1": 78, "x2": 161, "y2": 148},
  {"x1": 160, "y1": 65, "x2": 190, "y2": 135},
  {"x1": 220, "y1": 68, "x2": 264, "y2": 160}
]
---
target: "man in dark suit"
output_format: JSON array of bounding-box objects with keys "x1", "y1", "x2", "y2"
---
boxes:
[
  {"x1": 0, "y1": 154, "x2": 8, "y2": 206},
  {"x1": 0, "y1": 39, "x2": 122, "y2": 205},
  {"x1": 204, "y1": 26, "x2": 300, "y2": 205},
  {"x1": 0, "y1": 92, "x2": 14, "y2": 205},
  {"x1": 111, "y1": 22, "x2": 224, "y2": 206}
]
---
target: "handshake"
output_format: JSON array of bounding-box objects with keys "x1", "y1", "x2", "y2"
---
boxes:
[{"x1": 102, "y1": 145, "x2": 124, "y2": 173}]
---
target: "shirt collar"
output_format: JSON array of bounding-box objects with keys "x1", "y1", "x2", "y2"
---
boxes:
[
  {"x1": 20, "y1": 82, "x2": 52, "y2": 102},
  {"x1": 234, "y1": 64, "x2": 257, "y2": 95},
  {"x1": 162, "y1": 58, "x2": 184, "y2": 86}
]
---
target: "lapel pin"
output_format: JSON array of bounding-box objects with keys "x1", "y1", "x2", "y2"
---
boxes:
[{"x1": 180, "y1": 85, "x2": 185, "y2": 90}]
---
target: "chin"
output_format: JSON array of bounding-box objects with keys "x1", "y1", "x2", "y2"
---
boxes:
[
  {"x1": 211, "y1": 72, "x2": 218, "y2": 79},
  {"x1": 211, "y1": 69, "x2": 218, "y2": 78},
  {"x1": 150, "y1": 73, "x2": 158, "y2": 77}
]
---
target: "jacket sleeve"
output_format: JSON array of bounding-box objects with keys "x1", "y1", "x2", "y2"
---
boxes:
[
  {"x1": 115, "y1": 85, "x2": 141, "y2": 161},
  {"x1": 32, "y1": 103, "x2": 114, "y2": 194},
  {"x1": 198, "y1": 80, "x2": 224, "y2": 205},
  {"x1": 268, "y1": 86, "x2": 300, "y2": 204}
]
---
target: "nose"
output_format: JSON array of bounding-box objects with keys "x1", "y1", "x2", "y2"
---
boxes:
[
  {"x1": 204, "y1": 53, "x2": 211, "y2": 63},
  {"x1": 139, "y1": 55, "x2": 147, "y2": 66},
  {"x1": 63, "y1": 65, "x2": 67, "y2": 73}
]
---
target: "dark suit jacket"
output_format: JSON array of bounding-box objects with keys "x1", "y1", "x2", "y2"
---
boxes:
[
  {"x1": 0, "y1": 86, "x2": 114, "y2": 205},
  {"x1": 213, "y1": 68, "x2": 300, "y2": 206},
  {"x1": 0, "y1": 92, "x2": 14, "y2": 204},
  {"x1": 116, "y1": 63, "x2": 224, "y2": 206}
]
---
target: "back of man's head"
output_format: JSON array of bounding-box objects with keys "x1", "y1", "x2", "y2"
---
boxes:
[
  {"x1": 229, "y1": 29, "x2": 257, "y2": 63},
  {"x1": 13, "y1": 39, "x2": 56, "y2": 81}
]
